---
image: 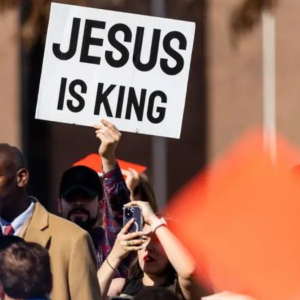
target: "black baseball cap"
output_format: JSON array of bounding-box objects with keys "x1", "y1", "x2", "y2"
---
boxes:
[{"x1": 59, "y1": 166, "x2": 103, "y2": 199}]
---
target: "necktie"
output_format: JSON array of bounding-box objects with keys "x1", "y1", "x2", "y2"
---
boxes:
[{"x1": 3, "y1": 224, "x2": 14, "y2": 236}]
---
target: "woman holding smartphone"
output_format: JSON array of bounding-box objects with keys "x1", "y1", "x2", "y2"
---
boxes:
[{"x1": 97, "y1": 201, "x2": 212, "y2": 300}]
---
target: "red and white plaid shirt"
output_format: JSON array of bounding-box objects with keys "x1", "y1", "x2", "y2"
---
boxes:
[{"x1": 95, "y1": 163, "x2": 131, "y2": 277}]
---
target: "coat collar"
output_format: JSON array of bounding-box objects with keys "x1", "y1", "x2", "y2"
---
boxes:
[{"x1": 23, "y1": 199, "x2": 51, "y2": 248}]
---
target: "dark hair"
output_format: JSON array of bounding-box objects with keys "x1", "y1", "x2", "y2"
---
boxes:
[
  {"x1": 129, "y1": 254, "x2": 177, "y2": 279},
  {"x1": 134, "y1": 287, "x2": 181, "y2": 300},
  {"x1": 0, "y1": 236, "x2": 24, "y2": 252},
  {"x1": 133, "y1": 173, "x2": 158, "y2": 212},
  {"x1": 0, "y1": 242, "x2": 52, "y2": 298},
  {"x1": 0, "y1": 144, "x2": 27, "y2": 171}
]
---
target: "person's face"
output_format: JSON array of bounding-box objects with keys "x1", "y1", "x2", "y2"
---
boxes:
[
  {"x1": 0, "y1": 153, "x2": 18, "y2": 212},
  {"x1": 138, "y1": 224, "x2": 169, "y2": 276},
  {"x1": 58, "y1": 190, "x2": 100, "y2": 231}
]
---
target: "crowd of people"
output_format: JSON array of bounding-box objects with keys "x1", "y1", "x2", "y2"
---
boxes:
[{"x1": 0, "y1": 119, "x2": 253, "y2": 300}]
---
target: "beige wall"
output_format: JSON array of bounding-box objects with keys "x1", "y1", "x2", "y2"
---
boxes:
[
  {"x1": 207, "y1": 1, "x2": 263, "y2": 161},
  {"x1": 276, "y1": 0, "x2": 300, "y2": 149},
  {"x1": 207, "y1": 0, "x2": 300, "y2": 162},
  {"x1": 3, "y1": 1, "x2": 300, "y2": 206},
  {"x1": 0, "y1": 9, "x2": 20, "y2": 148}
]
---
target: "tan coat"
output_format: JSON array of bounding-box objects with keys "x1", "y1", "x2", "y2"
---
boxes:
[{"x1": 20, "y1": 201, "x2": 101, "y2": 300}]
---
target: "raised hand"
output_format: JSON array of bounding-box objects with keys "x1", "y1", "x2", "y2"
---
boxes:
[
  {"x1": 122, "y1": 168, "x2": 140, "y2": 200},
  {"x1": 124, "y1": 201, "x2": 158, "y2": 226},
  {"x1": 94, "y1": 119, "x2": 122, "y2": 172}
]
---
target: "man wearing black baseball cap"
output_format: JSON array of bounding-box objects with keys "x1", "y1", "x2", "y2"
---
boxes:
[
  {"x1": 59, "y1": 166, "x2": 103, "y2": 231},
  {"x1": 58, "y1": 119, "x2": 131, "y2": 277}
]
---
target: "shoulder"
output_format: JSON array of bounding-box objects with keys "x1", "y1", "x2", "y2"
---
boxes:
[
  {"x1": 47, "y1": 212, "x2": 88, "y2": 238},
  {"x1": 31, "y1": 201, "x2": 91, "y2": 246},
  {"x1": 47, "y1": 213, "x2": 94, "y2": 252}
]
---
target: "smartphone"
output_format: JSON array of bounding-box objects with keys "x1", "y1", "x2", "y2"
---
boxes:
[{"x1": 123, "y1": 206, "x2": 143, "y2": 233}]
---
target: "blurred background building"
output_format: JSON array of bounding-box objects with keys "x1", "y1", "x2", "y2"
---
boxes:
[{"x1": 0, "y1": 0, "x2": 298, "y2": 212}]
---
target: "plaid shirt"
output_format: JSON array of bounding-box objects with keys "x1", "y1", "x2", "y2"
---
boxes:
[{"x1": 95, "y1": 163, "x2": 131, "y2": 277}]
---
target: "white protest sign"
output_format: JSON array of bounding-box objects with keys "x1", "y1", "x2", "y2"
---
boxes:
[{"x1": 36, "y1": 3, "x2": 195, "y2": 139}]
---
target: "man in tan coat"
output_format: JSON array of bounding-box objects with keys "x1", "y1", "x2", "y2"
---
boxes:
[{"x1": 0, "y1": 143, "x2": 101, "y2": 300}]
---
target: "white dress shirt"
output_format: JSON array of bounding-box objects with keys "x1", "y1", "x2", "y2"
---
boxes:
[{"x1": 0, "y1": 201, "x2": 35, "y2": 235}]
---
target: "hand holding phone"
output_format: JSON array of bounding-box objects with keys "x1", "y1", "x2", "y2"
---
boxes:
[{"x1": 123, "y1": 206, "x2": 143, "y2": 233}]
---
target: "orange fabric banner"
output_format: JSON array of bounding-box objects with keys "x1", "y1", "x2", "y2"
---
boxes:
[{"x1": 167, "y1": 132, "x2": 300, "y2": 300}]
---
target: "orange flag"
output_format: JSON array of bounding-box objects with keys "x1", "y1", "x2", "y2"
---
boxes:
[
  {"x1": 73, "y1": 153, "x2": 147, "y2": 175},
  {"x1": 167, "y1": 132, "x2": 300, "y2": 300}
]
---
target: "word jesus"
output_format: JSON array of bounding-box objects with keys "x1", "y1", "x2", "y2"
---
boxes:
[{"x1": 53, "y1": 18, "x2": 188, "y2": 76}]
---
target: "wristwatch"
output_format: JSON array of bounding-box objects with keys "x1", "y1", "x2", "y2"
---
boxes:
[{"x1": 151, "y1": 217, "x2": 167, "y2": 232}]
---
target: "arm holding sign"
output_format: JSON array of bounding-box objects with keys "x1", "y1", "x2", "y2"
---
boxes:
[
  {"x1": 94, "y1": 119, "x2": 130, "y2": 214},
  {"x1": 94, "y1": 119, "x2": 131, "y2": 277},
  {"x1": 95, "y1": 119, "x2": 120, "y2": 173}
]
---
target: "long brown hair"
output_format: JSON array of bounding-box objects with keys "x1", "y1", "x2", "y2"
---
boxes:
[
  {"x1": 128, "y1": 254, "x2": 182, "y2": 298},
  {"x1": 133, "y1": 173, "x2": 159, "y2": 212}
]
